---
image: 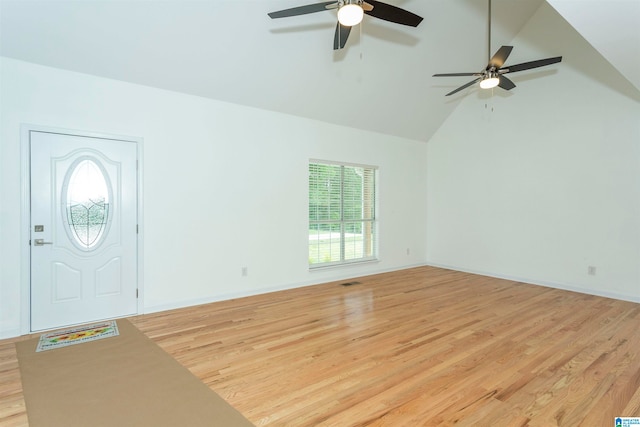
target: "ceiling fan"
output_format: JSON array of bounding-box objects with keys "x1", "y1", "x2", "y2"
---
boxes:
[
  {"x1": 432, "y1": 0, "x2": 562, "y2": 96},
  {"x1": 268, "y1": 0, "x2": 423, "y2": 50}
]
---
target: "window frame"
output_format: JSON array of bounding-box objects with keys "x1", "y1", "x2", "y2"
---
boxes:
[{"x1": 308, "y1": 159, "x2": 378, "y2": 269}]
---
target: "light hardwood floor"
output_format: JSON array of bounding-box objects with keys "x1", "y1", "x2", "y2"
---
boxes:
[{"x1": 1, "y1": 266, "x2": 640, "y2": 426}]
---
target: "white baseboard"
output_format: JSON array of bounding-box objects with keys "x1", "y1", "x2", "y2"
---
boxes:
[
  {"x1": 143, "y1": 263, "x2": 428, "y2": 315},
  {"x1": 426, "y1": 262, "x2": 640, "y2": 304},
  {"x1": 0, "y1": 327, "x2": 22, "y2": 340}
]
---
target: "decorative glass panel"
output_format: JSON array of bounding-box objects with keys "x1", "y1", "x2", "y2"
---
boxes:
[{"x1": 65, "y1": 159, "x2": 110, "y2": 249}]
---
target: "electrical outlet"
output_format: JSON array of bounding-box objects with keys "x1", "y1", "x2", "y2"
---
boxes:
[
  {"x1": 241, "y1": 267, "x2": 248, "y2": 277},
  {"x1": 588, "y1": 266, "x2": 596, "y2": 276},
  {"x1": 406, "y1": 248, "x2": 410, "y2": 256}
]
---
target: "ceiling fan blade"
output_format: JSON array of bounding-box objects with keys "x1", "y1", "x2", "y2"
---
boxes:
[
  {"x1": 445, "y1": 78, "x2": 481, "y2": 96},
  {"x1": 488, "y1": 45, "x2": 513, "y2": 69},
  {"x1": 268, "y1": 1, "x2": 337, "y2": 19},
  {"x1": 333, "y1": 22, "x2": 352, "y2": 50},
  {"x1": 364, "y1": 0, "x2": 423, "y2": 27},
  {"x1": 433, "y1": 72, "x2": 483, "y2": 77},
  {"x1": 501, "y1": 56, "x2": 562, "y2": 73},
  {"x1": 498, "y1": 75, "x2": 516, "y2": 90}
]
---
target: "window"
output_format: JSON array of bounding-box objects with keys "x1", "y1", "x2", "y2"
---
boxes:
[
  {"x1": 62, "y1": 157, "x2": 112, "y2": 250},
  {"x1": 309, "y1": 161, "x2": 377, "y2": 268}
]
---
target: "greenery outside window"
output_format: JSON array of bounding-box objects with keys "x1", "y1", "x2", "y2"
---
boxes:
[{"x1": 309, "y1": 160, "x2": 377, "y2": 268}]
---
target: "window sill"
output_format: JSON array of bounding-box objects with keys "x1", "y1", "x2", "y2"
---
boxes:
[{"x1": 309, "y1": 258, "x2": 379, "y2": 271}]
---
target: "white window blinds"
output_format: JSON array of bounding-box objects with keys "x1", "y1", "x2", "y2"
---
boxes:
[{"x1": 309, "y1": 161, "x2": 377, "y2": 267}]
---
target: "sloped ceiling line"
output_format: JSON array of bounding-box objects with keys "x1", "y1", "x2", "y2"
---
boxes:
[{"x1": 547, "y1": 0, "x2": 640, "y2": 92}]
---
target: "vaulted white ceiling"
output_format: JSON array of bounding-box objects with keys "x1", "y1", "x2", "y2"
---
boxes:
[
  {"x1": 547, "y1": 0, "x2": 640, "y2": 93},
  {"x1": 1, "y1": 0, "x2": 638, "y2": 142}
]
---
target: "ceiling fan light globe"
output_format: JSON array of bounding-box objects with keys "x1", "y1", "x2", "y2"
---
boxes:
[
  {"x1": 337, "y1": 4, "x2": 364, "y2": 26},
  {"x1": 480, "y1": 76, "x2": 500, "y2": 89}
]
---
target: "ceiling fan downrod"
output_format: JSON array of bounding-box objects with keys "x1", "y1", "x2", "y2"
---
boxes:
[{"x1": 487, "y1": 0, "x2": 492, "y2": 62}]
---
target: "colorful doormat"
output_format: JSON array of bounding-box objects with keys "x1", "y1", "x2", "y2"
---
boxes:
[
  {"x1": 16, "y1": 319, "x2": 254, "y2": 427},
  {"x1": 36, "y1": 320, "x2": 119, "y2": 352}
]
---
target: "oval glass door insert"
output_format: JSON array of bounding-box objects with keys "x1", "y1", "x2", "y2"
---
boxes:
[{"x1": 64, "y1": 158, "x2": 111, "y2": 250}]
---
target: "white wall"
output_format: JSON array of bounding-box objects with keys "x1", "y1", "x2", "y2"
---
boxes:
[
  {"x1": 427, "y1": 2, "x2": 640, "y2": 302},
  {"x1": 0, "y1": 57, "x2": 428, "y2": 338}
]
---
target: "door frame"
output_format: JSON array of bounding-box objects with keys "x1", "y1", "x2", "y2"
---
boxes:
[{"x1": 20, "y1": 124, "x2": 144, "y2": 334}]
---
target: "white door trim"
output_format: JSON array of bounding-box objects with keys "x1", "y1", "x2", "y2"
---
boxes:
[{"x1": 20, "y1": 124, "x2": 144, "y2": 334}]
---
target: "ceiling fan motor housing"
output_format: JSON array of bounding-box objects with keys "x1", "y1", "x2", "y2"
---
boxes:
[{"x1": 338, "y1": 0, "x2": 364, "y2": 6}]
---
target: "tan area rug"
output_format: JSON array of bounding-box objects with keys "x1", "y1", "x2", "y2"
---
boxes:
[{"x1": 16, "y1": 319, "x2": 254, "y2": 427}]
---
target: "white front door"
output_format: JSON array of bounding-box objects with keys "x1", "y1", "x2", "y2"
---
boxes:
[{"x1": 30, "y1": 130, "x2": 138, "y2": 331}]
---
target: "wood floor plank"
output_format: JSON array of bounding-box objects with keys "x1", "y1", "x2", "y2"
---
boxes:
[{"x1": 1, "y1": 266, "x2": 639, "y2": 426}]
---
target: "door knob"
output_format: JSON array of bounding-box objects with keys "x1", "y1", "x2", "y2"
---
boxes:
[{"x1": 34, "y1": 239, "x2": 53, "y2": 246}]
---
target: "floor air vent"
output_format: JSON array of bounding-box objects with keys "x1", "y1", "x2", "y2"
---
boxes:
[{"x1": 340, "y1": 281, "x2": 361, "y2": 287}]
